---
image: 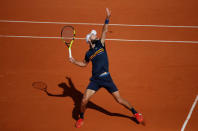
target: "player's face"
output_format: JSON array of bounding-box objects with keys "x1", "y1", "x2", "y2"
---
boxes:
[{"x1": 90, "y1": 34, "x2": 97, "y2": 41}]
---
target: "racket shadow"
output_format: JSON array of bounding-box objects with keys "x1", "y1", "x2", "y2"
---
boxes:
[{"x1": 34, "y1": 77, "x2": 138, "y2": 124}]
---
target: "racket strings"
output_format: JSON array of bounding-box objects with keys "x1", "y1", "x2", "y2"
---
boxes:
[{"x1": 61, "y1": 27, "x2": 74, "y2": 43}]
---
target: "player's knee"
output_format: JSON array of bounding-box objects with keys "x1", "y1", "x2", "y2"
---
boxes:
[{"x1": 82, "y1": 97, "x2": 89, "y2": 105}]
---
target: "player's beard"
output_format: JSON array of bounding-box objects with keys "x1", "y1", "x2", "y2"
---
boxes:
[
  {"x1": 91, "y1": 39, "x2": 98, "y2": 44},
  {"x1": 90, "y1": 39, "x2": 98, "y2": 49}
]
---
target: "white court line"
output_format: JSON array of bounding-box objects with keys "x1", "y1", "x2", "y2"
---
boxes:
[
  {"x1": 181, "y1": 95, "x2": 198, "y2": 131},
  {"x1": 0, "y1": 35, "x2": 198, "y2": 44},
  {"x1": 0, "y1": 20, "x2": 198, "y2": 28}
]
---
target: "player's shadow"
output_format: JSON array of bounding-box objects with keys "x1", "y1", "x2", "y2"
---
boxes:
[{"x1": 34, "y1": 77, "x2": 138, "y2": 124}]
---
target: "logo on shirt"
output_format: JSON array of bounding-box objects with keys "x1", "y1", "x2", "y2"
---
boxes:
[{"x1": 89, "y1": 48, "x2": 104, "y2": 60}]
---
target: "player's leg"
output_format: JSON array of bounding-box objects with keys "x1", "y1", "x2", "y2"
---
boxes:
[
  {"x1": 112, "y1": 91, "x2": 133, "y2": 109},
  {"x1": 76, "y1": 89, "x2": 96, "y2": 128},
  {"x1": 80, "y1": 89, "x2": 96, "y2": 116},
  {"x1": 100, "y1": 74, "x2": 133, "y2": 110},
  {"x1": 112, "y1": 91, "x2": 143, "y2": 123},
  {"x1": 76, "y1": 81, "x2": 99, "y2": 128},
  {"x1": 100, "y1": 73, "x2": 144, "y2": 123}
]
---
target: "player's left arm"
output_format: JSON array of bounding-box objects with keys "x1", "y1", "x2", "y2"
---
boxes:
[
  {"x1": 101, "y1": 8, "x2": 111, "y2": 46},
  {"x1": 69, "y1": 57, "x2": 88, "y2": 67}
]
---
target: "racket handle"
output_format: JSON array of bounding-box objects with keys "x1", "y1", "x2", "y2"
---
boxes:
[{"x1": 69, "y1": 48, "x2": 72, "y2": 58}]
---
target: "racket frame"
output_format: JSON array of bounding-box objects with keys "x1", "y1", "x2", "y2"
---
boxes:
[{"x1": 61, "y1": 25, "x2": 75, "y2": 58}]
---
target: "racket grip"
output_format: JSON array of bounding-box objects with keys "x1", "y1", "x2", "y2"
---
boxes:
[{"x1": 69, "y1": 48, "x2": 72, "y2": 58}]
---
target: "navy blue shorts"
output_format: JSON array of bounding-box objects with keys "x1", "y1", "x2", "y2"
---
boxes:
[{"x1": 87, "y1": 73, "x2": 118, "y2": 93}]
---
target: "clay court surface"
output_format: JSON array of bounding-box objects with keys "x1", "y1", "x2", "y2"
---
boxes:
[{"x1": 0, "y1": 0, "x2": 198, "y2": 131}]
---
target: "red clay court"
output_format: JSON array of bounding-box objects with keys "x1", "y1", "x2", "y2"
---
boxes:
[{"x1": 0, "y1": 0, "x2": 198, "y2": 131}]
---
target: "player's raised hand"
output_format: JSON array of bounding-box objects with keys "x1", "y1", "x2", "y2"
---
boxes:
[{"x1": 106, "y1": 8, "x2": 111, "y2": 19}]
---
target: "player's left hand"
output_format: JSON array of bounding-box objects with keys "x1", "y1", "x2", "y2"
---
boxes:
[{"x1": 69, "y1": 57, "x2": 75, "y2": 63}]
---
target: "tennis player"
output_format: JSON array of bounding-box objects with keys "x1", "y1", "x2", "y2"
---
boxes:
[{"x1": 69, "y1": 8, "x2": 143, "y2": 128}]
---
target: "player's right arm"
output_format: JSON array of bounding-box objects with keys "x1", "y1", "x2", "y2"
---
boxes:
[
  {"x1": 69, "y1": 57, "x2": 88, "y2": 67},
  {"x1": 100, "y1": 8, "x2": 111, "y2": 46}
]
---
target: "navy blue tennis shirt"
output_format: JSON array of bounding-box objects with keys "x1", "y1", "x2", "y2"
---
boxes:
[{"x1": 85, "y1": 40, "x2": 109, "y2": 78}]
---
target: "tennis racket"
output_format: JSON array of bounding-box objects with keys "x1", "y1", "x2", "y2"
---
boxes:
[{"x1": 61, "y1": 26, "x2": 75, "y2": 58}]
